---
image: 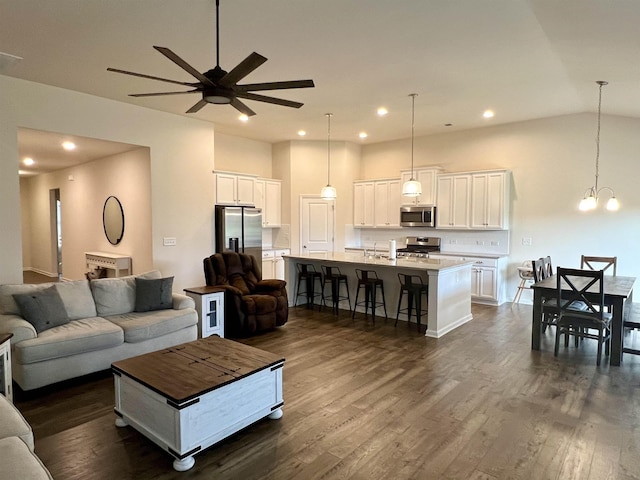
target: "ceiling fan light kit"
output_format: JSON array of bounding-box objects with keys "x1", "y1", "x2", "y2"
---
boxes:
[
  {"x1": 578, "y1": 81, "x2": 620, "y2": 212},
  {"x1": 402, "y1": 93, "x2": 422, "y2": 197},
  {"x1": 107, "y1": 0, "x2": 314, "y2": 116}
]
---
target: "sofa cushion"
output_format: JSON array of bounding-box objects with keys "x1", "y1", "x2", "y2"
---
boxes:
[
  {"x1": 0, "y1": 283, "x2": 55, "y2": 316},
  {"x1": 0, "y1": 393, "x2": 34, "y2": 450},
  {"x1": 13, "y1": 286, "x2": 69, "y2": 334},
  {"x1": 13, "y1": 317, "x2": 124, "y2": 365},
  {"x1": 54, "y1": 279, "x2": 97, "y2": 320},
  {"x1": 90, "y1": 270, "x2": 161, "y2": 316},
  {"x1": 106, "y1": 308, "x2": 197, "y2": 343},
  {"x1": 134, "y1": 277, "x2": 174, "y2": 312},
  {"x1": 0, "y1": 437, "x2": 53, "y2": 480}
]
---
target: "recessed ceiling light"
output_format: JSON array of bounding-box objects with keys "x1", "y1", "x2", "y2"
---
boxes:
[
  {"x1": 23, "y1": 157, "x2": 34, "y2": 166},
  {"x1": 297, "y1": 130, "x2": 306, "y2": 136},
  {"x1": 62, "y1": 141, "x2": 76, "y2": 151},
  {"x1": 239, "y1": 114, "x2": 249, "y2": 122},
  {"x1": 359, "y1": 132, "x2": 368, "y2": 139},
  {"x1": 483, "y1": 110, "x2": 494, "y2": 119},
  {"x1": 377, "y1": 107, "x2": 388, "y2": 116}
]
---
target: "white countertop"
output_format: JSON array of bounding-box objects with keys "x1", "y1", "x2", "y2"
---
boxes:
[{"x1": 284, "y1": 251, "x2": 472, "y2": 272}]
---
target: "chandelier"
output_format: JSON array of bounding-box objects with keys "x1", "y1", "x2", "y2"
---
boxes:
[{"x1": 579, "y1": 81, "x2": 619, "y2": 211}]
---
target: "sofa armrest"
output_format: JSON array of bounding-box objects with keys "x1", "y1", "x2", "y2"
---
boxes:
[
  {"x1": 255, "y1": 279, "x2": 287, "y2": 293},
  {"x1": 0, "y1": 314, "x2": 37, "y2": 344},
  {"x1": 172, "y1": 293, "x2": 195, "y2": 310}
]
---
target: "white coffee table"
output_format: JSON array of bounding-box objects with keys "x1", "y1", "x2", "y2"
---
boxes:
[{"x1": 112, "y1": 336, "x2": 284, "y2": 471}]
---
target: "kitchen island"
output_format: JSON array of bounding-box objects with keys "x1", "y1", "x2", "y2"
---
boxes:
[{"x1": 284, "y1": 252, "x2": 473, "y2": 338}]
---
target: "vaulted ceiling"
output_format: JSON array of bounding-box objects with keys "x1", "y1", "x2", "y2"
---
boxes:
[{"x1": 3, "y1": 0, "x2": 640, "y2": 146}]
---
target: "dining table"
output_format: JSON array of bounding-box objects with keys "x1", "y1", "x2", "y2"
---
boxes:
[{"x1": 531, "y1": 274, "x2": 636, "y2": 366}]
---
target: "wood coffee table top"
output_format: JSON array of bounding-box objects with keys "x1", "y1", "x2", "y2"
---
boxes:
[{"x1": 112, "y1": 336, "x2": 284, "y2": 404}]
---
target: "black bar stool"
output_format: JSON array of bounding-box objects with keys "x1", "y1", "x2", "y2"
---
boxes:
[
  {"x1": 294, "y1": 263, "x2": 323, "y2": 309},
  {"x1": 352, "y1": 269, "x2": 387, "y2": 322},
  {"x1": 321, "y1": 265, "x2": 352, "y2": 314},
  {"x1": 396, "y1": 273, "x2": 428, "y2": 331}
]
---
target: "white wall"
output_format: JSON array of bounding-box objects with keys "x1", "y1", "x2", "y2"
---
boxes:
[
  {"x1": 362, "y1": 113, "x2": 640, "y2": 302},
  {"x1": 20, "y1": 147, "x2": 153, "y2": 280},
  {"x1": 1, "y1": 75, "x2": 215, "y2": 291},
  {"x1": 214, "y1": 132, "x2": 272, "y2": 178}
]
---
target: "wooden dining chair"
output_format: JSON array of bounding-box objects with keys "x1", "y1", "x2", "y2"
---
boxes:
[
  {"x1": 580, "y1": 255, "x2": 617, "y2": 275},
  {"x1": 554, "y1": 267, "x2": 612, "y2": 366},
  {"x1": 542, "y1": 256, "x2": 554, "y2": 278},
  {"x1": 532, "y1": 258, "x2": 558, "y2": 331}
]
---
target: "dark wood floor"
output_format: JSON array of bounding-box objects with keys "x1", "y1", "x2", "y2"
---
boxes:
[{"x1": 13, "y1": 303, "x2": 640, "y2": 480}]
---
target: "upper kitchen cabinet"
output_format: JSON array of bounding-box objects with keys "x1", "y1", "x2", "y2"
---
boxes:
[
  {"x1": 470, "y1": 171, "x2": 510, "y2": 230},
  {"x1": 436, "y1": 170, "x2": 510, "y2": 230},
  {"x1": 254, "y1": 178, "x2": 282, "y2": 228},
  {"x1": 374, "y1": 179, "x2": 401, "y2": 228},
  {"x1": 214, "y1": 172, "x2": 256, "y2": 206},
  {"x1": 353, "y1": 181, "x2": 375, "y2": 228},
  {"x1": 400, "y1": 167, "x2": 442, "y2": 206},
  {"x1": 436, "y1": 174, "x2": 471, "y2": 229}
]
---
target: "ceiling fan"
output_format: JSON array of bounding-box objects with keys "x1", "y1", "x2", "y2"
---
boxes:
[{"x1": 107, "y1": 0, "x2": 314, "y2": 116}]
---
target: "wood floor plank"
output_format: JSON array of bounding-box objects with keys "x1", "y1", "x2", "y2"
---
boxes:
[{"x1": 13, "y1": 303, "x2": 640, "y2": 479}]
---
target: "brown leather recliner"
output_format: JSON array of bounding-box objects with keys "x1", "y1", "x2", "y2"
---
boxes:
[{"x1": 203, "y1": 252, "x2": 288, "y2": 337}]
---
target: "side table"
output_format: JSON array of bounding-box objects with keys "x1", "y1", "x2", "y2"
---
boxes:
[
  {"x1": 0, "y1": 333, "x2": 13, "y2": 402},
  {"x1": 183, "y1": 286, "x2": 225, "y2": 338}
]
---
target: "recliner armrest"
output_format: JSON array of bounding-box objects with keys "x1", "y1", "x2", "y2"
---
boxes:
[{"x1": 255, "y1": 279, "x2": 287, "y2": 293}]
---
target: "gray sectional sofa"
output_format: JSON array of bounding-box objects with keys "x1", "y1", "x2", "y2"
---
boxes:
[{"x1": 0, "y1": 270, "x2": 198, "y2": 391}]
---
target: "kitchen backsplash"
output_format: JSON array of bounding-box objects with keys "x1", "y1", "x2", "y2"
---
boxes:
[{"x1": 349, "y1": 226, "x2": 510, "y2": 255}]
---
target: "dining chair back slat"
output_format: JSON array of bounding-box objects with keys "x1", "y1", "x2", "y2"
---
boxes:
[{"x1": 581, "y1": 255, "x2": 617, "y2": 275}]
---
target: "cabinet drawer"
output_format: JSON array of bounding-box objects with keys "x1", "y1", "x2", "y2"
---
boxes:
[
  {"x1": 262, "y1": 251, "x2": 275, "y2": 259},
  {"x1": 460, "y1": 257, "x2": 498, "y2": 268},
  {"x1": 274, "y1": 249, "x2": 290, "y2": 257}
]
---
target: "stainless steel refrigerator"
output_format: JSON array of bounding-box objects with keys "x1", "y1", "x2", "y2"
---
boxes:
[{"x1": 215, "y1": 206, "x2": 262, "y2": 260}]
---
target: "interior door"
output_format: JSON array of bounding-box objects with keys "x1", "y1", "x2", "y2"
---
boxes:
[{"x1": 300, "y1": 196, "x2": 335, "y2": 254}]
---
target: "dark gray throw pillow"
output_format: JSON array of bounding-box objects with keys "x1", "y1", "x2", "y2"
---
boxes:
[
  {"x1": 13, "y1": 286, "x2": 70, "y2": 333},
  {"x1": 134, "y1": 276, "x2": 174, "y2": 312}
]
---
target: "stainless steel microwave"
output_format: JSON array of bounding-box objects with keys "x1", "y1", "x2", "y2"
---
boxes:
[{"x1": 400, "y1": 206, "x2": 436, "y2": 227}]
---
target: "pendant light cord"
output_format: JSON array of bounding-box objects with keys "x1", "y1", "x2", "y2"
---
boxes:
[
  {"x1": 215, "y1": 0, "x2": 220, "y2": 68},
  {"x1": 410, "y1": 93, "x2": 417, "y2": 180},
  {"x1": 326, "y1": 113, "x2": 332, "y2": 185},
  {"x1": 594, "y1": 81, "x2": 606, "y2": 193}
]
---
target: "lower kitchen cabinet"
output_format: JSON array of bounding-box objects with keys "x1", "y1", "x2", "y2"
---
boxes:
[{"x1": 262, "y1": 249, "x2": 289, "y2": 280}]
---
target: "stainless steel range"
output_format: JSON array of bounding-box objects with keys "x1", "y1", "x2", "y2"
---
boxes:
[{"x1": 396, "y1": 236, "x2": 441, "y2": 258}]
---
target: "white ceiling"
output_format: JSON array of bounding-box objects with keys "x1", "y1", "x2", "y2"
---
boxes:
[{"x1": 3, "y1": 0, "x2": 640, "y2": 172}]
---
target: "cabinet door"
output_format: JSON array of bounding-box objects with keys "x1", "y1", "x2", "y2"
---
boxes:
[
  {"x1": 274, "y1": 257, "x2": 285, "y2": 280},
  {"x1": 451, "y1": 175, "x2": 471, "y2": 228},
  {"x1": 374, "y1": 182, "x2": 390, "y2": 226},
  {"x1": 236, "y1": 176, "x2": 255, "y2": 206},
  {"x1": 473, "y1": 267, "x2": 497, "y2": 300},
  {"x1": 353, "y1": 182, "x2": 374, "y2": 227},
  {"x1": 262, "y1": 258, "x2": 275, "y2": 279},
  {"x1": 386, "y1": 179, "x2": 401, "y2": 226},
  {"x1": 254, "y1": 179, "x2": 265, "y2": 213},
  {"x1": 436, "y1": 176, "x2": 454, "y2": 228},
  {"x1": 264, "y1": 181, "x2": 281, "y2": 227},
  {"x1": 215, "y1": 173, "x2": 237, "y2": 205}
]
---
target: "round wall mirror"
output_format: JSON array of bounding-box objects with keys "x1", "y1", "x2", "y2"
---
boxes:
[{"x1": 103, "y1": 196, "x2": 125, "y2": 245}]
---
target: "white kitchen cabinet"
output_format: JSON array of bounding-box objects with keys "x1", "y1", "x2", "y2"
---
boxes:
[
  {"x1": 262, "y1": 249, "x2": 289, "y2": 280},
  {"x1": 470, "y1": 171, "x2": 510, "y2": 230},
  {"x1": 374, "y1": 179, "x2": 401, "y2": 227},
  {"x1": 353, "y1": 181, "x2": 375, "y2": 227},
  {"x1": 255, "y1": 179, "x2": 281, "y2": 228},
  {"x1": 430, "y1": 254, "x2": 506, "y2": 305},
  {"x1": 262, "y1": 250, "x2": 276, "y2": 279},
  {"x1": 214, "y1": 172, "x2": 255, "y2": 206},
  {"x1": 400, "y1": 167, "x2": 441, "y2": 206},
  {"x1": 436, "y1": 174, "x2": 471, "y2": 229}
]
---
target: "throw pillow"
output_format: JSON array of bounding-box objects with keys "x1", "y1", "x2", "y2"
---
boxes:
[
  {"x1": 13, "y1": 286, "x2": 70, "y2": 333},
  {"x1": 134, "y1": 276, "x2": 174, "y2": 312}
]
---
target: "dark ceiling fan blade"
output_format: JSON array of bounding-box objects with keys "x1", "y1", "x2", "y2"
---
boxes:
[
  {"x1": 107, "y1": 67, "x2": 198, "y2": 87},
  {"x1": 186, "y1": 99, "x2": 209, "y2": 113},
  {"x1": 235, "y1": 79, "x2": 315, "y2": 92},
  {"x1": 230, "y1": 98, "x2": 256, "y2": 117},
  {"x1": 219, "y1": 52, "x2": 267, "y2": 87},
  {"x1": 153, "y1": 46, "x2": 216, "y2": 87},
  {"x1": 130, "y1": 90, "x2": 201, "y2": 97},
  {"x1": 236, "y1": 92, "x2": 304, "y2": 108}
]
